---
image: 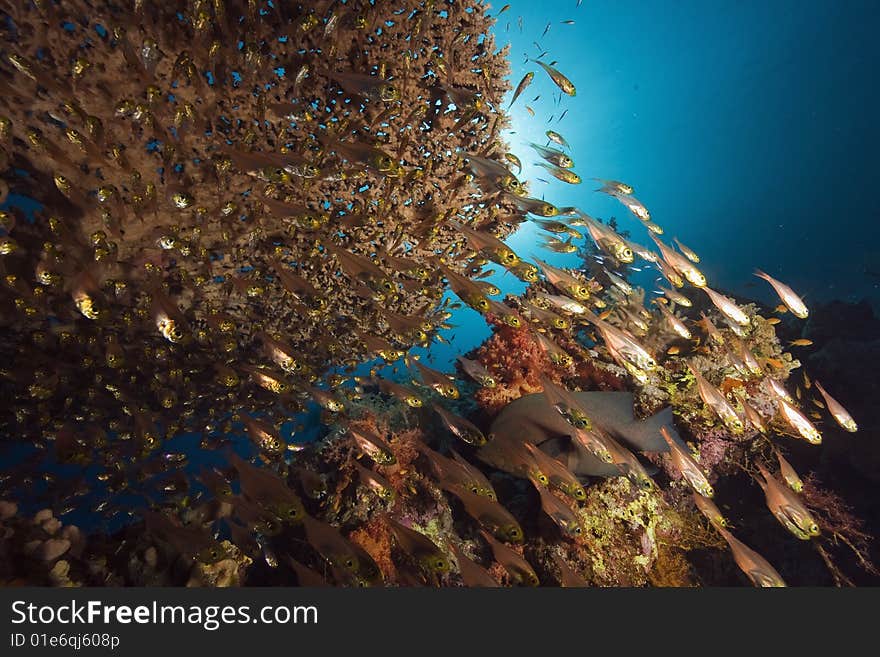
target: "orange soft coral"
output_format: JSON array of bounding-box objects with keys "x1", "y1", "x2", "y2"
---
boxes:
[{"x1": 470, "y1": 323, "x2": 566, "y2": 414}]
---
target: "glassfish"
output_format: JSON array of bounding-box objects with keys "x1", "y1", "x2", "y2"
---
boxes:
[
  {"x1": 754, "y1": 269, "x2": 808, "y2": 319},
  {"x1": 660, "y1": 427, "x2": 714, "y2": 497},
  {"x1": 814, "y1": 380, "x2": 857, "y2": 432},
  {"x1": 717, "y1": 526, "x2": 786, "y2": 587}
]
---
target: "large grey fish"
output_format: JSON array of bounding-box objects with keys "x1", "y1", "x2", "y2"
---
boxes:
[{"x1": 484, "y1": 391, "x2": 682, "y2": 478}]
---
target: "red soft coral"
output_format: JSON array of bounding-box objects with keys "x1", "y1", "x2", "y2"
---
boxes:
[{"x1": 470, "y1": 322, "x2": 562, "y2": 414}]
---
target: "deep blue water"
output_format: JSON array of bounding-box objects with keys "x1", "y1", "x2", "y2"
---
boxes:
[{"x1": 429, "y1": 0, "x2": 880, "y2": 372}]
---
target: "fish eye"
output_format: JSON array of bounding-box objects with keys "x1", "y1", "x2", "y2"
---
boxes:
[{"x1": 434, "y1": 558, "x2": 447, "y2": 571}]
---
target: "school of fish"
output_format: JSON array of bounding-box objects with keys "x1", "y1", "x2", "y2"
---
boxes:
[{"x1": 0, "y1": 0, "x2": 868, "y2": 588}]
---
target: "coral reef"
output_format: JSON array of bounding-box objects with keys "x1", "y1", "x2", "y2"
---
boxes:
[
  {"x1": 0, "y1": 0, "x2": 516, "y2": 462},
  {"x1": 0, "y1": 1, "x2": 873, "y2": 589}
]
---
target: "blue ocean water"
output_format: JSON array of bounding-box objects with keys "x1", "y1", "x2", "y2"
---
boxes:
[{"x1": 427, "y1": 0, "x2": 880, "y2": 373}]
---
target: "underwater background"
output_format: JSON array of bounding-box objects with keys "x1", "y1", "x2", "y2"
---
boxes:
[
  {"x1": 436, "y1": 0, "x2": 880, "y2": 370},
  {"x1": 0, "y1": 0, "x2": 877, "y2": 587}
]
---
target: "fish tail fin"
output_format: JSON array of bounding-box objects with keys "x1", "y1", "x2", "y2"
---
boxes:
[{"x1": 613, "y1": 403, "x2": 677, "y2": 453}]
